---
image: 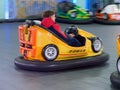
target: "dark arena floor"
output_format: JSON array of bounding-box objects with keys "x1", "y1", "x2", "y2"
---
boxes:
[{"x1": 0, "y1": 22, "x2": 120, "y2": 90}]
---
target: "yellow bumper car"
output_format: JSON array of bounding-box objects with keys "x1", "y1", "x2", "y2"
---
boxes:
[
  {"x1": 14, "y1": 20, "x2": 109, "y2": 71},
  {"x1": 110, "y1": 34, "x2": 120, "y2": 88}
]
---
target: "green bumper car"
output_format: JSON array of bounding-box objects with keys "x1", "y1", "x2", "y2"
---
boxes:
[{"x1": 56, "y1": 1, "x2": 93, "y2": 24}]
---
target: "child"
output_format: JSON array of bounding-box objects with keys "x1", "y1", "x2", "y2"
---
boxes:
[{"x1": 41, "y1": 10, "x2": 81, "y2": 46}]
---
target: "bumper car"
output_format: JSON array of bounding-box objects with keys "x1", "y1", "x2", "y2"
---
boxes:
[
  {"x1": 110, "y1": 35, "x2": 120, "y2": 88},
  {"x1": 56, "y1": 1, "x2": 93, "y2": 24},
  {"x1": 95, "y1": 3, "x2": 120, "y2": 25},
  {"x1": 14, "y1": 20, "x2": 109, "y2": 71}
]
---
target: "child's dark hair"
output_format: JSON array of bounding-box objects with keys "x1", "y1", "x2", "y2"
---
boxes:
[{"x1": 42, "y1": 10, "x2": 55, "y2": 18}]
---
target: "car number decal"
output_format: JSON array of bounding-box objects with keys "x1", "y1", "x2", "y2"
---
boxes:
[{"x1": 69, "y1": 49, "x2": 86, "y2": 53}]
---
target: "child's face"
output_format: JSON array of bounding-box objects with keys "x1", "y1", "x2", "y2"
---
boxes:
[{"x1": 51, "y1": 14, "x2": 56, "y2": 22}]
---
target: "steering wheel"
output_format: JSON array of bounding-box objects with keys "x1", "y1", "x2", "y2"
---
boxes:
[{"x1": 64, "y1": 25, "x2": 78, "y2": 36}]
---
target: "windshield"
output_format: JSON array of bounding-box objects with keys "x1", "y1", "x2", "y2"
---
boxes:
[{"x1": 101, "y1": 4, "x2": 120, "y2": 14}]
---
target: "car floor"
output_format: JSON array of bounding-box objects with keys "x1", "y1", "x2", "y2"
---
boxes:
[{"x1": 0, "y1": 22, "x2": 119, "y2": 90}]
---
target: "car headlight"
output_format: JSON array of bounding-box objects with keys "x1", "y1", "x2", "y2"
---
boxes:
[
  {"x1": 117, "y1": 58, "x2": 120, "y2": 73},
  {"x1": 90, "y1": 37, "x2": 102, "y2": 52}
]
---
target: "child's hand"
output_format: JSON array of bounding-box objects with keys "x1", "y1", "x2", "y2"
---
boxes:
[{"x1": 69, "y1": 33, "x2": 75, "y2": 37}]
